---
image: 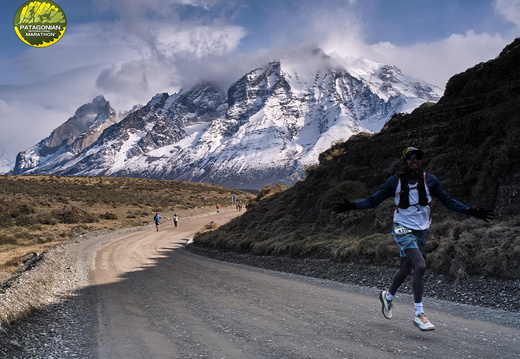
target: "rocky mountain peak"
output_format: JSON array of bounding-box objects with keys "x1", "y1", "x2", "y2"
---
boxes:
[
  {"x1": 12, "y1": 52, "x2": 442, "y2": 189},
  {"x1": 13, "y1": 96, "x2": 120, "y2": 174}
]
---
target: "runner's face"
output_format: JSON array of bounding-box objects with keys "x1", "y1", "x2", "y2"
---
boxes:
[{"x1": 406, "y1": 158, "x2": 421, "y2": 169}]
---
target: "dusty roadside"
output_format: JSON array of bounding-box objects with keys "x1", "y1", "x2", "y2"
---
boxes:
[{"x1": 0, "y1": 207, "x2": 231, "y2": 358}]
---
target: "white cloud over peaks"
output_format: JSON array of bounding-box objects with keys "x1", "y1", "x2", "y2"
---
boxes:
[
  {"x1": 0, "y1": 97, "x2": 77, "y2": 158},
  {"x1": 265, "y1": 2, "x2": 367, "y2": 58},
  {"x1": 94, "y1": 23, "x2": 246, "y2": 111},
  {"x1": 93, "y1": 0, "x2": 243, "y2": 56},
  {"x1": 362, "y1": 31, "x2": 509, "y2": 89},
  {"x1": 89, "y1": 0, "x2": 247, "y2": 111},
  {"x1": 494, "y1": 0, "x2": 520, "y2": 28},
  {"x1": 264, "y1": 1, "x2": 514, "y2": 91},
  {"x1": 173, "y1": 0, "x2": 222, "y2": 10},
  {"x1": 155, "y1": 24, "x2": 246, "y2": 58}
]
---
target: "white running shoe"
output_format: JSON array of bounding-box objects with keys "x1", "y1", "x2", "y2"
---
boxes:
[
  {"x1": 379, "y1": 291, "x2": 393, "y2": 319},
  {"x1": 413, "y1": 313, "x2": 436, "y2": 331}
]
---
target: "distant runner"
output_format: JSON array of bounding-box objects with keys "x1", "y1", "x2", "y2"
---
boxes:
[
  {"x1": 153, "y1": 213, "x2": 162, "y2": 231},
  {"x1": 332, "y1": 146, "x2": 493, "y2": 331}
]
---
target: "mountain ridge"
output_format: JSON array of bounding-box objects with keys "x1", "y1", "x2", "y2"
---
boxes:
[{"x1": 12, "y1": 51, "x2": 442, "y2": 189}]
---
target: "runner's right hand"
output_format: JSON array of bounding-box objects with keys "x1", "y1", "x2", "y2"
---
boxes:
[{"x1": 332, "y1": 200, "x2": 356, "y2": 213}]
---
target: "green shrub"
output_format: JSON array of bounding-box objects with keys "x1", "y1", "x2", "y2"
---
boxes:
[
  {"x1": 0, "y1": 213, "x2": 13, "y2": 228},
  {"x1": 52, "y1": 206, "x2": 99, "y2": 224},
  {"x1": 100, "y1": 212, "x2": 118, "y2": 220},
  {"x1": 9, "y1": 203, "x2": 36, "y2": 218},
  {"x1": 319, "y1": 180, "x2": 367, "y2": 217},
  {"x1": 36, "y1": 213, "x2": 58, "y2": 225},
  {"x1": 452, "y1": 225, "x2": 520, "y2": 279},
  {"x1": 0, "y1": 234, "x2": 17, "y2": 245},
  {"x1": 14, "y1": 215, "x2": 38, "y2": 227}
]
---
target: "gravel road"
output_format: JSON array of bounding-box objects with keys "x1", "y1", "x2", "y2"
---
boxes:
[{"x1": 0, "y1": 208, "x2": 518, "y2": 358}]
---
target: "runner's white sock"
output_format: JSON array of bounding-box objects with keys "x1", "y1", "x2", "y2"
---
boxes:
[
  {"x1": 385, "y1": 291, "x2": 394, "y2": 301},
  {"x1": 414, "y1": 303, "x2": 423, "y2": 316}
]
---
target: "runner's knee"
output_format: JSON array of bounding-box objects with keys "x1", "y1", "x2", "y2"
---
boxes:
[{"x1": 414, "y1": 262, "x2": 426, "y2": 275}]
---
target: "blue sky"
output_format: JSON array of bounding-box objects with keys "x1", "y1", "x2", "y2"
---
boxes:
[{"x1": 0, "y1": 0, "x2": 518, "y2": 161}]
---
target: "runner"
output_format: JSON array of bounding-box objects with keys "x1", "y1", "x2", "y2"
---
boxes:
[
  {"x1": 153, "y1": 213, "x2": 162, "y2": 232},
  {"x1": 332, "y1": 146, "x2": 493, "y2": 331}
]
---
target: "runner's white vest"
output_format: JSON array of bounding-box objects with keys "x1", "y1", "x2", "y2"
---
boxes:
[{"x1": 393, "y1": 173, "x2": 433, "y2": 230}]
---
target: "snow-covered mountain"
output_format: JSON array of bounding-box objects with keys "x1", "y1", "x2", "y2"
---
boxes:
[
  {"x1": 12, "y1": 51, "x2": 442, "y2": 189},
  {"x1": 13, "y1": 95, "x2": 122, "y2": 174}
]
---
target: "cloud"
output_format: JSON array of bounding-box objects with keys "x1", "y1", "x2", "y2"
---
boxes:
[
  {"x1": 261, "y1": 1, "x2": 513, "y2": 89},
  {"x1": 360, "y1": 31, "x2": 510, "y2": 88},
  {"x1": 0, "y1": 97, "x2": 75, "y2": 159},
  {"x1": 91, "y1": 0, "x2": 244, "y2": 57},
  {"x1": 156, "y1": 25, "x2": 246, "y2": 58},
  {"x1": 245, "y1": 0, "x2": 366, "y2": 59},
  {"x1": 85, "y1": 0, "x2": 249, "y2": 111},
  {"x1": 93, "y1": 22, "x2": 247, "y2": 111},
  {"x1": 494, "y1": 0, "x2": 520, "y2": 28},
  {"x1": 0, "y1": 59, "x2": 108, "y2": 158},
  {"x1": 3, "y1": 22, "x2": 137, "y2": 85}
]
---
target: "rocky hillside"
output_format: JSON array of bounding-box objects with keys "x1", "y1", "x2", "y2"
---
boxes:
[
  {"x1": 193, "y1": 39, "x2": 520, "y2": 280},
  {"x1": 325, "y1": 38, "x2": 520, "y2": 217}
]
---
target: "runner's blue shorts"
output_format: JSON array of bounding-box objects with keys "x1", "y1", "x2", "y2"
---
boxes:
[{"x1": 392, "y1": 223, "x2": 428, "y2": 257}]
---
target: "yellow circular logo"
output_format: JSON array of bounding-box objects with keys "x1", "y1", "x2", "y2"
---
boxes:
[{"x1": 13, "y1": 1, "x2": 67, "y2": 47}]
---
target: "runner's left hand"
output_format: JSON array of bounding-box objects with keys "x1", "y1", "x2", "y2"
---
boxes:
[{"x1": 467, "y1": 208, "x2": 494, "y2": 222}]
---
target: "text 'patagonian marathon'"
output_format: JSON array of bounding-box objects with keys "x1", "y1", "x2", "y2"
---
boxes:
[{"x1": 18, "y1": 25, "x2": 62, "y2": 31}]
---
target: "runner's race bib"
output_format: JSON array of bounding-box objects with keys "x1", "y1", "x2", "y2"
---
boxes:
[{"x1": 394, "y1": 225, "x2": 412, "y2": 236}]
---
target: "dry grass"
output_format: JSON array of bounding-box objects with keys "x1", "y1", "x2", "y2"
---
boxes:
[
  {"x1": 0, "y1": 175, "x2": 254, "y2": 284},
  {"x1": 194, "y1": 181, "x2": 520, "y2": 280}
]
